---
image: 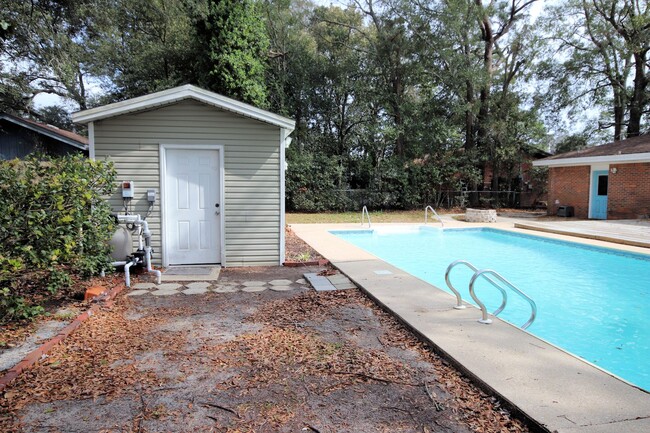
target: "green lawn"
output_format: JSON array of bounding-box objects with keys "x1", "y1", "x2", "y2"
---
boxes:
[{"x1": 286, "y1": 209, "x2": 453, "y2": 224}]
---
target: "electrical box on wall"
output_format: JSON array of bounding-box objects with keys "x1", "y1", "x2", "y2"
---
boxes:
[
  {"x1": 121, "y1": 181, "x2": 135, "y2": 198},
  {"x1": 147, "y1": 189, "x2": 156, "y2": 204}
]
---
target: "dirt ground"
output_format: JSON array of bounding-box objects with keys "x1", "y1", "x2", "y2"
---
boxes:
[{"x1": 0, "y1": 266, "x2": 529, "y2": 433}]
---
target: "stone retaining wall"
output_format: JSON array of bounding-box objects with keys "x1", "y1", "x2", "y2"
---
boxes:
[{"x1": 465, "y1": 208, "x2": 497, "y2": 223}]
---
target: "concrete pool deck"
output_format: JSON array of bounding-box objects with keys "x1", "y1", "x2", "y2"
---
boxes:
[{"x1": 291, "y1": 218, "x2": 650, "y2": 433}]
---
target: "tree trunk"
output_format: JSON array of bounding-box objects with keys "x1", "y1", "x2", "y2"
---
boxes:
[{"x1": 627, "y1": 51, "x2": 648, "y2": 138}]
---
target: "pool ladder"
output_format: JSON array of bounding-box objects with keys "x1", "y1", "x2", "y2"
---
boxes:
[
  {"x1": 425, "y1": 205, "x2": 444, "y2": 228},
  {"x1": 361, "y1": 206, "x2": 372, "y2": 228},
  {"x1": 445, "y1": 260, "x2": 537, "y2": 329}
]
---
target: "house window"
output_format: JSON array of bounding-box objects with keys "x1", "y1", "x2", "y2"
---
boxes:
[{"x1": 597, "y1": 175, "x2": 608, "y2": 196}]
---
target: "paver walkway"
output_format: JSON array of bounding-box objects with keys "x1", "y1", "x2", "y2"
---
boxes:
[{"x1": 126, "y1": 279, "x2": 308, "y2": 296}]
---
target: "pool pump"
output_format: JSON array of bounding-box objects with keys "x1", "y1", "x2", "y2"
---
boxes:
[{"x1": 109, "y1": 213, "x2": 161, "y2": 287}]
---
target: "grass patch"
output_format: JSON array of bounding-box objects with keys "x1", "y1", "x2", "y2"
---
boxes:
[{"x1": 286, "y1": 209, "x2": 457, "y2": 224}]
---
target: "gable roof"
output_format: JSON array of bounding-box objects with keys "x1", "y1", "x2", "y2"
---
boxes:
[
  {"x1": 71, "y1": 85, "x2": 295, "y2": 132},
  {"x1": 0, "y1": 113, "x2": 89, "y2": 151},
  {"x1": 534, "y1": 134, "x2": 650, "y2": 167}
]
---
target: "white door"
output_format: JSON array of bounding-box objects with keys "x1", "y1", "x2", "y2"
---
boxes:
[{"x1": 164, "y1": 148, "x2": 221, "y2": 265}]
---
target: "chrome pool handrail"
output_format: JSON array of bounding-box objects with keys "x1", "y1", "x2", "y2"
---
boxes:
[
  {"x1": 445, "y1": 260, "x2": 507, "y2": 312},
  {"x1": 469, "y1": 269, "x2": 537, "y2": 330},
  {"x1": 425, "y1": 205, "x2": 444, "y2": 228},
  {"x1": 361, "y1": 206, "x2": 371, "y2": 228}
]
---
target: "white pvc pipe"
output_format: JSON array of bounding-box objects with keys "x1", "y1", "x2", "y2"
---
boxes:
[
  {"x1": 115, "y1": 214, "x2": 161, "y2": 285},
  {"x1": 124, "y1": 259, "x2": 137, "y2": 287}
]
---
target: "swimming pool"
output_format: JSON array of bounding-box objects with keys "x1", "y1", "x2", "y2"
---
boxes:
[{"x1": 332, "y1": 227, "x2": 650, "y2": 391}]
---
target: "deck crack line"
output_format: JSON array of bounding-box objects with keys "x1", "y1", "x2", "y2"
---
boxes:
[{"x1": 578, "y1": 415, "x2": 650, "y2": 427}]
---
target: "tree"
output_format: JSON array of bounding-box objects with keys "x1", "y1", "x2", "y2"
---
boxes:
[
  {"x1": 94, "y1": 0, "x2": 201, "y2": 102},
  {"x1": 542, "y1": 0, "x2": 649, "y2": 140},
  {"x1": 195, "y1": 0, "x2": 270, "y2": 106},
  {"x1": 1, "y1": 0, "x2": 108, "y2": 110}
]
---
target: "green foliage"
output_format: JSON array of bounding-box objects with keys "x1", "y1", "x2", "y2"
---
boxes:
[
  {"x1": 196, "y1": 0, "x2": 270, "y2": 107},
  {"x1": 0, "y1": 154, "x2": 116, "y2": 324}
]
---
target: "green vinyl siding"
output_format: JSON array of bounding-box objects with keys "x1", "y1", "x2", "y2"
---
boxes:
[{"x1": 93, "y1": 99, "x2": 281, "y2": 266}]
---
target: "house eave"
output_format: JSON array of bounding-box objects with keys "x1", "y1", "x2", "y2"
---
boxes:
[
  {"x1": 533, "y1": 152, "x2": 650, "y2": 167},
  {"x1": 0, "y1": 114, "x2": 88, "y2": 151},
  {"x1": 72, "y1": 85, "x2": 295, "y2": 132}
]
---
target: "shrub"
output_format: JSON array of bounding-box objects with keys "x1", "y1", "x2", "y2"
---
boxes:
[{"x1": 0, "y1": 154, "x2": 116, "y2": 323}]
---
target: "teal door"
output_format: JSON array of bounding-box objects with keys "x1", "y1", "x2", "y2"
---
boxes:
[{"x1": 591, "y1": 170, "x2": 608, "y2": 219}]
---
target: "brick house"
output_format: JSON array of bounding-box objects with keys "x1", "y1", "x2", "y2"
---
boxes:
[{"x1": 533, "y1": 135, "x2": 650, "y2": 220}]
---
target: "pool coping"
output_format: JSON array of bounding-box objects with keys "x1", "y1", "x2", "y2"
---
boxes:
[{"x1": 291, "y1": 219, "x2": 650, "y2": 433}]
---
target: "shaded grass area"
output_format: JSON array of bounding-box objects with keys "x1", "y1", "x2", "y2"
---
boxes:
[{"x1": 287, "y1": 209, "x2": 458, "y2": 224}]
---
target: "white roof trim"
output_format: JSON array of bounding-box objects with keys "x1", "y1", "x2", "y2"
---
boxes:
[
  {"x1": 71, "y1": 84, "x2": 295, "y2": 131},
  {"x1": 533, "y1": 152, "x2": 650, "y2": 167}
]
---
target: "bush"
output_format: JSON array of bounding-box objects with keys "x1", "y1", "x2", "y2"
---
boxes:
[{"x1": 0, "y1": 154, "x2": 116, "y2": 323}]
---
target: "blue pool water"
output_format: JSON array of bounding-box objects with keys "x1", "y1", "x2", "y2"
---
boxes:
[{"x1": 332, "y1": 227, "x2": 650, "y2": 390}]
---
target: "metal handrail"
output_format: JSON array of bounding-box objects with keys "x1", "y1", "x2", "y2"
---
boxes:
[
  {"x1": 361, "y1": 206, "x2": 372, "y2": 228},
  {"x1": 425, "y1": 205, "x2": 444, "y2": 228},
  {"x1": 445, "y1": 260, "x2": 507, "y2": 312},
  {"x1": 469, "y1": 269, "x2": 537, "y2": 330}
]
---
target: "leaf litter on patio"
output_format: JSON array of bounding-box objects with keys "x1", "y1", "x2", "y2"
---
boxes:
[{"x1": 0, "y1": 267, "x2": 530, "y2": 433}]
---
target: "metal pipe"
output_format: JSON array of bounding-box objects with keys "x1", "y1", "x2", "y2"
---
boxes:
[
  {"x1": 111, "y1": 261, "x2": 128, "y2": 267},
  {"x1": 469, "y1": 269, "x2": 537, "y2": 329},
  {"x1": 445, "y1": 260, "x2": 507, "y2": 312}
]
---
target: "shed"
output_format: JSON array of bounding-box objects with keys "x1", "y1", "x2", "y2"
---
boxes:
[
  {"x1": 0, "y1": 112, "x2": 88, "y2": 160},
  {"x1": 533, "y1": 135, "x2": 650, "y2": 220},
  {"x1": 72, "y1": 85, "x2": 295, "y2": 267}
]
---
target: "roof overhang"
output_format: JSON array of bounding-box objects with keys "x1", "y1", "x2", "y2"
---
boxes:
[
  {"x1": 72, "y1": 84, "x2": 295, "y2": 133},
  {"x1": 533, "y1": 152, "x2": 650, "y2": 167},
  {"x1": 0, "y1": 114, "x2": 88, "y2": 151}
]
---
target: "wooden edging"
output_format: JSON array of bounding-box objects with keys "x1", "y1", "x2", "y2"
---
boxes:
[{"x1": 0, "y1": 284, "x2": 126, "y2": 393}]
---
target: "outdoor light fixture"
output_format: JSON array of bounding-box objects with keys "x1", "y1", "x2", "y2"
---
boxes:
[{"x1": 610, "y1": 167, "x2": 617, "y2": 174}]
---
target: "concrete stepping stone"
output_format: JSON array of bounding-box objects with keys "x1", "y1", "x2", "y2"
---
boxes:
[
  {"x1": 242, "y1": 286, "x2": 266, "y2": 293},
  {"x1": 295, "y1": 278, "x2": 307, "y2": 285},
  {"x1": 182, "y1": 287, "x2": 209, "y2": 295},
  {"x1": 132, "y1": 283, "x2": 156, "y2": 289},
  {"x1": 212, "y1": 285, "x2": 239, "y2": 293},
  {"x1": 151, "y1": 289, "x2": 179, "y2": 296},
  {"x1": 270, "y1": 285, "x2": 293, "y2": 292},
  {"x1": 126, "y1": 290, "x2": 150, "y2": 297},
  {"x1": 156, "y1": 283, "x2": 183, "y2": 290},
  {"x1": 242, "y1": 281, "x2": 267, "y2": 287},
  {"x1": 186, "y1": 282, "x2": 211, "y2": 290},
  {"x1": 269, "y1": 279, "x2": 293, "y2": 286}
]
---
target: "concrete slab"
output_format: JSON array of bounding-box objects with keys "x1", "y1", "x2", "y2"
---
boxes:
[
  {"x1": 132, "y1": 283, "x2": 156, "y2": 289},
  {"x1": 291, "y1": 222, "x2": 650, "y2": 433},
  {"x1": 185, "y1": 282, "x2": 212, "y2": 290},
  {"x1": 212, "y1": 285, "x2": 239, "y2": 293},
  {"x1": 241, "y1": 286, "x2": 266, "y2": 293},
  {"x1": 241, "y1": 281, "x2": 267, "y2": 287},
  {"x1": 303, "y1": 273, "x2": 337, "y2": 291},
  {"x1": 181, "y1": 287, "x2": 209, "y2": 295},
  {"x1": 151, "y1": 289, "x2": 179, "y2": 297},
  {"x1": 161, "y1": 266, "x2": 220, "y2": 282},
  {"x1": 515, "y1": 220, "x2": 650, "y2": 249},
  {"x1": 269, "y1": 279, "x2": 294, "y2": 286},
  {"x1": 125, "y1": 290, "x2": 150, "y2": 297},
  {"x1": 155, "y1": 283, "x2": 182, "y2": 291},
  {"x1": 269, "y1": 285, "x2": 294, "y2": 292}
]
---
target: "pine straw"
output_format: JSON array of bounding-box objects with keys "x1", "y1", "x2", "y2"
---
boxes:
[
  {"x1": 250, "y1": 289, "x2": 528, "y2": 433},
  {"x1": 0, "y1": 302, "x2": 183, "y2": 417}
]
